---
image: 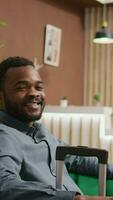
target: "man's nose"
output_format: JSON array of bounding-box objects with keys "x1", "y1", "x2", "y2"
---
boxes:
[
  {"x1": 27, "y1": 87, "x2": 45, "y2": 99},
  {"x1": 28, "y1": 87, "x2": 39, "y2": 96}
]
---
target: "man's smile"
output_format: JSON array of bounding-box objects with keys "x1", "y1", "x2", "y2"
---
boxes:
[{"x1": 24, "y1": 102, "x2": 42, "y2": 110}]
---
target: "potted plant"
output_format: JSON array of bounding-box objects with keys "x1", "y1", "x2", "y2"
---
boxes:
[
  {"x1": 0, "y1": 19, "x2": 7, "y2": 48},
  {"x1": 60, "y1": 96, "x2": 68, "y2": 107},
  {"x1": 111, "y1": 112, "x2": 113, "y2": 128},
  {"x1": 93, "y1": 93, "x2": 101, "y2": 106}
]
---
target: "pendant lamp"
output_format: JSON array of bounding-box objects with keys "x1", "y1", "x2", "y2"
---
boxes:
[{"x1": 93, "y1": 4, "x2": 113, "y2": 44}]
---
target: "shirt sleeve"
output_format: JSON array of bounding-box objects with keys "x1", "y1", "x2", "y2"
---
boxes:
[
  {"x1": 0, "y1": 139, "x2": 55, "y2": 200},
  {"x1": 65, "y1": 154, "x2": 113, "y2": 179},
  {"x1": 0, "y1": 156, "x2": 78, "y2": 200},
  {"x1": 0, "y1": 130, "x2": 77, "y2": 200}
]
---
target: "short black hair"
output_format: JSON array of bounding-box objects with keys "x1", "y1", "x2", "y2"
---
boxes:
[{"x1": 0, "y1": 56, "x2": 35, "y2": 90}]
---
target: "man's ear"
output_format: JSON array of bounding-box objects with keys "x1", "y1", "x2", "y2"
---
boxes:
[{"x1": 0, "y1": 91, "x2": 4, "y2": 109}]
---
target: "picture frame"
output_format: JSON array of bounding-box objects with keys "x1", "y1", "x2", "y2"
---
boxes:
[{"x1": 44, "y1": 24, "x2": 62, "y2": 67}]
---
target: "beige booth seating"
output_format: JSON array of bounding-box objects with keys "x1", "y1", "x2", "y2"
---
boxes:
[{"x1": 40, "y1": 106, "x2": 113, "y2": 163}]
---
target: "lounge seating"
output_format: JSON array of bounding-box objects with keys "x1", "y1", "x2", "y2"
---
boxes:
[{"x1": 69, "y1": 172, "x2": 113, "y2": 196}]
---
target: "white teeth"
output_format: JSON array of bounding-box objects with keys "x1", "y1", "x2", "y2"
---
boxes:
[
  {"x1": 27, "y1": 102, "x2": 41, "y2": 104},
  {"x1": 26, "y1": 103, "x2": 40, "y2": 109}
]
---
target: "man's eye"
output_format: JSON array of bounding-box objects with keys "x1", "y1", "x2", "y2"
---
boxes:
[
  {"x1": 16, "y1": 85, "x2": 27, "y2": 90},
  {"x1": 36, "y1": 85, "x2": 44, "y2": 91},
  {"x1": 37, "y1": 87, "x2": 43, "y2": 91}
]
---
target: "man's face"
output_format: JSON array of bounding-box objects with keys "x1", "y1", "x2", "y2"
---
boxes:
[{"x1": 0, "y1": 66, "x2": 45, "y2": 125}]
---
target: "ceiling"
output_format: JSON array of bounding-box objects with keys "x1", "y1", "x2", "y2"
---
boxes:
[
  {"x1": 96, "y1": 0, "x2": 113, "y2": 3},
  {"x1": 43, "y1": 0, "x2": 113, "y2": 10},
  {"x1": 64, "y1": 0, "x2": 113, "y2": 7},
  {"x1": 65, "y1": 0, "x2": 101, "y2": 7}
]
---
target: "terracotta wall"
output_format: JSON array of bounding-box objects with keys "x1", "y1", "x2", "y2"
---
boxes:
[{"x1": 0, "y1": 0, "x2": 84, "y2": 105}]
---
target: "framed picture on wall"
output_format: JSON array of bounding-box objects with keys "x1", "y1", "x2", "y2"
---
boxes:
[{"x1": 44, "y1": 24, "x2": 62, "y2": 67}]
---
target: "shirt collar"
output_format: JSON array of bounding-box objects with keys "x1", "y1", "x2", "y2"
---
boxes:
[{"x1": 0, "y1": 110, "x2": 35, "y2": 134}]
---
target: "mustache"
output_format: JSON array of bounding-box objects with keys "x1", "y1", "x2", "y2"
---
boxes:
[{"x1": 25, "y1": 95, "x2": 44, "y2": 104}]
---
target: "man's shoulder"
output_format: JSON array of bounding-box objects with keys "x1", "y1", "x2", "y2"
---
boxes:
[
  {"x1": 34, "y1": 122, "x2": 60, "y2": 144},
  {"x1": 0, "y1": 122, "x2": 27, "y2": 141},
  {"x1": 34, "y1": 122, "x2": 51, "y2": 133},
  {"x1": 0, "y1": 123, "x2": 13, "y2": 133}
]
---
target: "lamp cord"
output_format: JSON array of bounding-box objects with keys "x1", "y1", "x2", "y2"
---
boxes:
[{"x1": 103, "y1": 3, "x2": 107, "y2": 26}]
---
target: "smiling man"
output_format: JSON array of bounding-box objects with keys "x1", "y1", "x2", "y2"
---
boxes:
[
  {"x1": 0, "y1": 57, "x2": 113, "y2": 200},
  {"x1": 0, "y1": 59, "x2": 45, "y2": 125}
]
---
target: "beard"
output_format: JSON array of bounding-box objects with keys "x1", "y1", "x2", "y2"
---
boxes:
[
  {"x1": 15, "y1": 101, "x2": 45, "y2": 123},
  {"x1": 6, "y1": 101, "x2": 45, "y2": 123},
  {"x1": 2, "y1": 92, "x2": 45, "y2": 124}
]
